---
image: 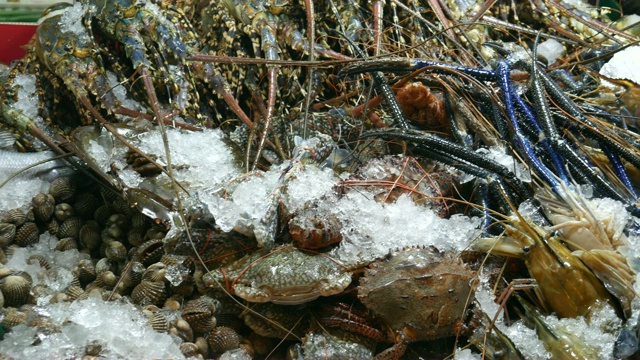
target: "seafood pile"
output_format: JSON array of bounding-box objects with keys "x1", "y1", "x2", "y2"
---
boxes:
[{"x1": 1, "y1": 0, "x2": 640, "y2": 358}]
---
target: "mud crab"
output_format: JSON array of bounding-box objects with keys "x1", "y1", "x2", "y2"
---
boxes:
[{"x1": 318, "y1": 246, "x2": 477, "y2": 359}]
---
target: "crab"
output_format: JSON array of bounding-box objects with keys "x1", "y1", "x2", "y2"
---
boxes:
[
  {"x1": 203, "y1": 245, "x2": 352, "y2": 305},
  {"x1": 321, "y1": 246, "x2": 477, "y2": 359}
]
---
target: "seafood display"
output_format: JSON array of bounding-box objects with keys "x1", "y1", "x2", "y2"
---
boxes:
[{"x1": 1, "y1": 0, "x2": 640, "y2": 358}]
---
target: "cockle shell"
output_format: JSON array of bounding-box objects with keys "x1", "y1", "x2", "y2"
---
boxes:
[
  {"x1": 27, "y1": 254, "x2": 51, "y2": 270},
  {"x1": 2, "y1": 208, "x2": 27, "y2": 226},
  {"x1": 134, "y1": 239, "x2": 165, "y2": 267},
  {"x1": 55, "y1": 237, "x2": 78, "y2": 251},
  {"x1": 73, "y1": 192, "x2": 101, "y2": 219},
  {"x1": 131, "y1": 280, "x2": 166, "y2": 306},
  {"x1": 32, "y1": 193, "x2": 55, "y2": 223},
  {"x1": 96, "y1": 271, "x2": 119, "y2": 289},
  {"x1": 46, "y1": 219, "x2": 59, "y2": 236},
  {"x1": 65, "y1": 285, "x2": 86, "y2": 301},
  {"x1": 49, "y1": 176, "x2": 77, "y2": 202},
  {"x1": 1, "y1": 274, "x2": 32, "y2": 307},
  {"x1": 105, "y1": 240, "x2": 127, "y2": 262},
  {"x1": 118, "y1": 261, "x2": 145, "y2": 291},
  {"x1": 2, "y1": 308, "x2": 28, "y2": 329},
  {"x1": 170, "y1": 318, "x2": 194, "y2": 342},
  {"x1": 79, "y1": 220, "x2": 101, "y2": 250},
  {"x1": 208, "y1": 326, "x2": 241, "y2": 354},
  {"x1": 143, "y1": 306, "x2": 169, "y2": 333},
  {"x1": 57, "y1": 217, "x2": 83, "y2": 239},
  {"x1": 93, "y1": 204, "x2": 114, "y2": 226},
  {"x1": 95, "y1": 257, "x2": 116, "y2": 275},
  {"x1": 179, "y1": 342, "x2": 199, "y2": 357},
  {"x1": 15, "y1": 222, "x2": 39, "y2": 247},
  {"x1": 183, "y1": 297, "x2": 217, "y2": 334},
  {"x1": 54, "y1": 203, "x2": 75, "y2": 222},
  {"x1": 73, "y1": 259, "x2": 96, "y2": 285},
  {"x1": 0, "y1": 222, "x2": 16, "y2": 247}
]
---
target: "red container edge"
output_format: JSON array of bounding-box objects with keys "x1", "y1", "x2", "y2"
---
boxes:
[{"x1": 1, "y1": 23, "x2": 37, "y2": 65}]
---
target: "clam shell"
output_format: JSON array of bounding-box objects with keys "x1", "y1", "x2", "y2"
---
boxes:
[
  {"x1": 183, "y1": 297, "x2": 216, "y2": 334},
  {"x1": 54, "y1": 203, "x2": 75, "y2": 222},
  {"x1": 131, "y1": 212, "x2": 150, "y2": 230},
  {"x1": 111, "y1": 198, "x2": 134, "y2": 217},
  {"x1": 2, "y1": 208, "x2": 27, "y2": 226},
  {"x1": 0, "y1": 222, "x2": 16, "y2": 248},
  {"x1": 49, "y1": 176, "x2": 77, "y2": 202},
  {"x1": 32, "y1": 193, "x2": 55, "y2": 223},
  {"x1": 96, "y1": 271, "x2": 119, "y2": 289},
  {"x1": 208, "y1": 326, "x2": 241, "y2": 354},
  {"x1": 27, "y1": 254, "x2": 51, "y2": 270},
  {"x1": 46, "y1": 219, "x2": 59, "y2": 236},
  {"x1": 179, "y1": 342, "x2": 199, "y2": 357},
  {"x1": 105, "y1": 241, "x2": 127, "y2": 262},
  {"x1": 73, "y1": 259, "x2": 96, "y2": 285},
  {"x1": 57, "y1": 217, "x2": 83, "y2": 239},
  {"x1": 131, "y1": 280, "x2": 166, "y2": 306},
  {"x1": 73, "y1": 192, "x2": 101, "y2": 219},
  {"x1": 119, "y1": 261, "x2": 145, "y2": 289},
  {"x1": 95, "y1": 257, "x2": 116, "y2": 275},
  {"x1": 163, "y1": 295, "x2": 183, "y2": 311},
  {"x1": 93, "y1": 204, "x2": 114, "y2": 226},
  {"x1": 55, "y1": 237, "x2": 78, "y2": 251},
  {"x1": 169, "y1": 318, "x2": 194, "y2": 342},
  {"x1": 15, "y1": 222, "x2": 39, "y2": 247},
  {"x1": 2, "y1": 308, "x2": 27, "y2": 329},
  {"x1": 127, "y1": 227, "x2": 147, "y2": 247},
  {"x1": 79, "y1": 221, "x2": 101, "y2": 250},
  {"x1": 142, "y1": 262, "x2": 167, "y2": 282},
  {"x1": 144, "y1": 307, "x2": 169, "y2": 333},
  {"x1": 1, "y1": 274, "x2": 32, "y2": 307},
  {"x1": 65, "y1": 285, "x2": 86, "y2": 301},
  {"x1": 133, "y1": 239, "x2": 165, "y2": 267}
]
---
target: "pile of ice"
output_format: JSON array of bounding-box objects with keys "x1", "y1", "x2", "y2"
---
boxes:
[
  {"x1": 0, "y1": 293, "x2": 184, "y2": 359},
  {"x1": 0, "y1": 232, "x2": 183, "y2": 359},
  {"x1": 84, "y1": 128, "x2": 482, "y2": 263}
]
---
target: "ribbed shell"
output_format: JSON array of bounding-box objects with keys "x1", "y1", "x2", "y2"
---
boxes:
[
  {"x1": 134, "y1": 239, "x2": 165, "y2": 267},
  {"x1": 2, "y1": 308, "x2": 27, "y2": 329},
  {"x1": 57, "y1": 217, "x2": 83, "y2": 239},
  {"x1": 96, "y1": 271, "x2": 118, "y2": 289},
  {"x1": 54, "y1": 203, "x2": 75, "y2": 222},
  {"x1": 55, "y1": 237, "x2": 78, "y2": 251},
  {"x1": 169, "y1": 318, "x2": 194, "y2": 343},
  {"x1": 0, "y1": 222, "x2": 16, "y2": 247},
  {"x1": 32, "y1": 193, "x2": 55, "y2": 223},
  {"x1": 131, "y1": 280, "x2": 166, "y2": 306},
  {"x1": 64, "y1": 285, "x2": 85, "y2": 301},
  {"x1": 1, "y1": 274, "x2": 32, "y2": 307},
  {"x1": 49, "y1": 176, "x2": 77, "y2": 202},
  {"x1": 119, "y1": 261, "x2": 145, "y2": 290},
  {"x1": 73, "y1": 193, "x2": 101, "y2": 219},
  {"x1": 144, "y1": 307, "x2": 169, "y2": 333},
  {"x1": 95, "y1": 257, "x2": 116, "y2": 275},
  {"x1": 73, "y1": 259, "x2": 96, "y2": 284},
  {"x1": 79, "y1": 221, "x2": 101, "y2": 250},
  {"x1": 208, "y1": 326, "x2": 241, "y2": 354},
  {"x1": 142, "y1": 262, "x2": 167, "y2": 282},
  {"x1": 179, "y1": 342, "x2": 199, "y2": 357},
  {"x1": 93, "y1": 204, "x2": 114, "y2": 226},
  {"x1": 15, "y1": 222, "x2": 39, "y2": 247},
  {"x1": 183, "y1": 297, "x2": 217, "y2": 334},
  {"x1": 46, "y1": 219, "x2": 59, "y2": 236},
  {"x1": 105, "y1": 241, "x2": 127, "y2": 262},
  {"x1": 2, "y1": 208, "x2": 27, "y2": 226},
  {"x1": 27, "y1": 254, "x2": 51, "y2": 270}
]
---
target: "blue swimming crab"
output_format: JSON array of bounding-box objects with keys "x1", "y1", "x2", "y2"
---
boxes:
[{"x1": 203, "y1": 245, "x2": 352, "y2": 305}]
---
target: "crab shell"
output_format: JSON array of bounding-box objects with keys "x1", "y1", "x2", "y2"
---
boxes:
[{"x1": 358, "y1": 246, "x2": 475, "y2": 341}]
